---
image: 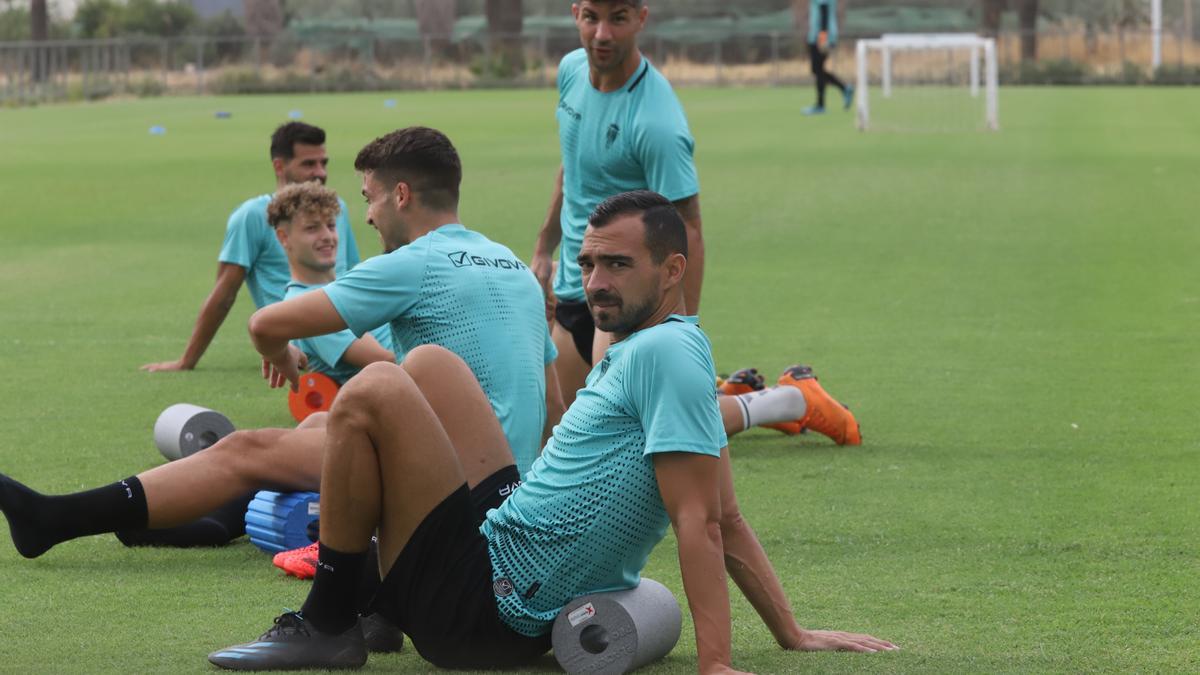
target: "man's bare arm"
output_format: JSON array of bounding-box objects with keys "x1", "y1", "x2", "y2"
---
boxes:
[
  {"x1": 141, "y1": 263, "x2": 246, "y2": 372},
  {"x1": 542, "y1": 364, "x2": 566, "y2": 445},
  {"x1": 339, "y1": 333, "x2": 396, "y2": 370},
  {"x1": 673, "y1": 193, "x2": 704, "y2": 316},
  {"x1": 532, "y1": 166, "x2": 565, "y2": 316},
  {"x1": 248, "y1": 290, "x2": 347, "y2": 388},
  {"x1": 654, "y1": 450, "x2": 741, "y2": 675},
  {"x1": 715, "y1": 447, "x2": 899, "y2": 654}
]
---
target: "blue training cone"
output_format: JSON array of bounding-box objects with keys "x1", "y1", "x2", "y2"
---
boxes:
[{"x1": 245, "y1": 490, "x2": 320, "y2": 554}]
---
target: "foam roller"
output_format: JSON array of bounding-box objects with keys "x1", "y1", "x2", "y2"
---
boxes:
[
  {"x1": 153, "y1": 403, "x2": 235, "y2": 461},
  {"x1": 288, "y1": 372, "x2": 340, "y2": 423},
  {"x1": 245, "y1": 490, "x2": 320, "y2": 555},
  {"x1": 552, "y1": 578, "x2": 682, "y2": 674}
]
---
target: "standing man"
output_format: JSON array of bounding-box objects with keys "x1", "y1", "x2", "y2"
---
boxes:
[
  {"x1": 803, "y1": 0, "x2": 854, "y2": 115},
  {"x1": 141, "y1": 122, "x2": 360, "y2": 372},
  {"x1": 209, "y1": 191, "x2": 893, "y2": 672},
  {"x1": 532, "y1": 0, "x2": 704, "y2": 406}
]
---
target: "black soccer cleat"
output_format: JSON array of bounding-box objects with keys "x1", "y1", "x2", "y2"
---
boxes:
[
  {"x1": 361, "y1": 613, "x2": 405, "y2": 653},
  {"x1": 208, "y1": 611, "x2": 367, "y2": 671}
]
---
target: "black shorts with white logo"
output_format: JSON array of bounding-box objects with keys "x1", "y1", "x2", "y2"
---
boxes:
[
  {"x1": 554, "y1": 299, "x2": 595, "y2": 366},
  {"x1": 370, "y1": 465, "x2": 550, "y2": 669}
]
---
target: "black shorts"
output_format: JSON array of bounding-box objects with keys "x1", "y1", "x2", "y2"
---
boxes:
[
  {"x1": 554, "y1": 300, "x2": 594, "y2": 366},
  {"x1": 370, "y1": 466, "x2": 550, "y2": 669}
]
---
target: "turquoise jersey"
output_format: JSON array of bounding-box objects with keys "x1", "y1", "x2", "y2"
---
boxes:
[
  {"x1": 323, "y1": 224, "x2": 557, "y2": 477},
  {"x1": 283, "y1": 281, "x2": 397, "y2": 386},
  {"x1": 554, "y1": 49, "x2": 699, "y2": 302},
  {"x1": 808, "y1": 0, "x2": 839, "y2": 46},
  {"x1": 218, "y1": 194, "x2": 361, "y2": 309},
  {"x1": 482, "y1": 316, "x2": 727, "y2": 637}
]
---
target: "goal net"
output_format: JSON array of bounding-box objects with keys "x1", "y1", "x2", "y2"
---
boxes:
[{"x1": 855, "y1": 34, "x2": 999, "y2": 132}]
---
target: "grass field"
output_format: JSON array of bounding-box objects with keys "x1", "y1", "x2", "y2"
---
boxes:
[{"x1": 0, "y1": 86, "x2": 1197, "y2": 673}]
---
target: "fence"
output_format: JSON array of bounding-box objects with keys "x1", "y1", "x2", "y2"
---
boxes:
[{"x1": 2, "y1": 26, "x2": 1199, "y2": 105}]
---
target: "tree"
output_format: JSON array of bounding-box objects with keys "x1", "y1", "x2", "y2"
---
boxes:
[
  {"x1": 416, "y1": 0, "x2": 456, "y2": 51},
  {"x1": 1016, "y1": 0, "x2": 1038, "y2": 61},
  {"x1": 485, "y1": 0, "x2": 523, "y2": 78},
  {"x1": 981, "y1": 0, "x2": 1006, "y2": 38},
  {"x1": 244, "y1": 0, "x2": 283, "y2": 37},
  {"x1": 31, "y1": 0, "x2": 47, "y2": 40}
]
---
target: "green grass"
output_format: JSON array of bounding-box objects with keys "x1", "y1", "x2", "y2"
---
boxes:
[{"x1": 1, "y1": 86, "x2": 1198, "y2": 673}]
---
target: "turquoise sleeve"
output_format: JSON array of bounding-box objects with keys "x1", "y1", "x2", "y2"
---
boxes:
[
  {"x1": 626, "y1": 330, "x2": 725, "y2": 457},
  {"x1": 323, "y1": 246, "x2": 425, "y2": 338},
  {"x1": 632, "y1": 113, "x2": 699, "y2": 203},
  {"x1": 217, "y1": 204, "x2": 262, "y2": 269}
]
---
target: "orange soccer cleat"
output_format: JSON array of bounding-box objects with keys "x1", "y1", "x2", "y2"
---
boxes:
[
  {"x1": 273, "y1": 541, "x2": 319, "y2": 580},
  {"x1": 777, "y1": 365, "x2": 861, "y2": 445},
  {"x1": 718, "y1": 368, "x2": 803, "y2": 435}
]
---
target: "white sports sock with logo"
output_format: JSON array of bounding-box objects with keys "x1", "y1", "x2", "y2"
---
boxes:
[{"x1": 732, "y1": 386, "x2": 807, "y2": 430}]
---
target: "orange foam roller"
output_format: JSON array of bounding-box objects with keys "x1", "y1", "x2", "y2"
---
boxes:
[{"x1": 288, "y1": 372, "x2": 340, "y2": 423}]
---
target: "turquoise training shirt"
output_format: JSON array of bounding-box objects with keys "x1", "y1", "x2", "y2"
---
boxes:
[
  {"x1": 284, "y1": 281, "x2": 397, "y2": 386},
  {"x1": 218, "y1": 194, "x2": 361, "y2": 309},
  {"x1": 554, "y1": 49, "x2": 700, "y2": 302},
  {"x1": 482, "y1": 316, "x2": 727, "y2": 636},
  {"x1": 323, "y1": 224, "x2": 557, "y2": 477}
]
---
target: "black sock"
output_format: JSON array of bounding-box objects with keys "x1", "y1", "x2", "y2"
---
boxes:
[
  {"x1": 355, "y1": 538, "x2": 382, "y2": 614},
  {"x1": 301, "y1": 542, "x2": 368, "y2": 635},
  {"x1": 0, "y1": 473, "x2": 147, "y2": 558},
  {"x1": 115, "y1": 491, "x2": 255, "y2": 548}
]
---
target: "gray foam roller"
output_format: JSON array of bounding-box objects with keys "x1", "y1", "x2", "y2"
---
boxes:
[
  {"x1": 153, "y1": 404, "x2": 235, "y2": 461},
  {"x1": 552, "y1": 578, "x2": 682, "y2": 674}
]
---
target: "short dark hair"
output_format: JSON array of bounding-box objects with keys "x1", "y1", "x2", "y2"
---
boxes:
[
  {"x1": 354, "y1": 127, "x2": 462, "y2": 211},
  {"x1": 583, "y1": 0, "x2": 644, "y2": 7},
  {"x1": 588, "y1": 190, "x2": 687, "y2": 263},
  {"x1": 270, "y1": 122, "x2": 326, "y2": 160}
]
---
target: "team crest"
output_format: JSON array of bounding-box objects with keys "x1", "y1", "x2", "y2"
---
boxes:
[
  {"x1": 606, "y1": 123, "x2": 620, "y2": 148},
  {"x1": 493, "y1": 577, "x2": 515, "y2": 597}
]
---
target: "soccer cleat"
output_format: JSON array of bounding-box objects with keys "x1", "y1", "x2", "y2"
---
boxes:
[
  {"x1": 208, "y1": 611, "x2": 367, "y2": 671},
  {"x1": 361, "y1": 613, "x2": 405, "y2": 654},
  {"x1": 273, "y1": 542, "x2": 319, "y2": 580},
  {"x1": 717, "y1": 368, "x2": 765, "y2": 396},
  {"x1": 843, "y1": 84, "x2": 855, "y2": 110},
  {"x1": 777, "y1": 365, "x2": 861, "y2": 445},
  {"x1": 802, "y1": 105, "x2": 826, "y2": 116}
]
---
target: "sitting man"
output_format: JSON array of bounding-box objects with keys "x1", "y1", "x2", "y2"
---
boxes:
[
  {"x1": 0, "y1": 127, "x2": 560, "y2": 561},
  {"x1": 209, "y1": 190, "x2": 896, "y2": 672},
  {"x1": 267, "y1": 181, "x2": 396, "y2": 386}
]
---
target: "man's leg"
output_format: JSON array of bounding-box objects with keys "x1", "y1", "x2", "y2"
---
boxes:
[
  {"x1": 552, "y1": 321, "x2": 591, "y2": 409},
  {"x1": 0, "y1": 426, "x2": 325, "y2": 558},
  {"x1": 211, "y1": 346, "x2": 513, "y2": 669}
]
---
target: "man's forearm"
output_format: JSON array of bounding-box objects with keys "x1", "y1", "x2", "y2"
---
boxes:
[
  {"x1": 179, "y1": 287, "x2": 237, "y2": 368},
  {"x1": 673, "y1": 195, "x2": 704, "y2": 315},
  {"x1": 721, "y1": 513, "x2": 804, "y2": 648},
  {"x1": 534, "y1": 167, "x2": 565, "y2": 257},
  {"x1": 676, "y1": 518, "x2": 733, "y2": 672}
]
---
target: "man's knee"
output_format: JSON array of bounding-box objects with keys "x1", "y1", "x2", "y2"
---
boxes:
[
  {"x1": 333, "y1": 361, "x2": 415, "y2": 426},
  {"x1": 203, "y1": 428, "x2": 287, "y2": 477}
]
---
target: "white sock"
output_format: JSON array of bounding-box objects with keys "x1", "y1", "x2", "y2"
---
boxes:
[{"x1": 733, "y1": 386, "x2": 807, "y2": 429}]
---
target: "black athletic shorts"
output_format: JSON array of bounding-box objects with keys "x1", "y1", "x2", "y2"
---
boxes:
[
  {"x1": 370, "y1": 465, "x2": 551, "y2": 669},
  {"x1": 554, "y1": 299, "x2": 594, "y2": 366}
]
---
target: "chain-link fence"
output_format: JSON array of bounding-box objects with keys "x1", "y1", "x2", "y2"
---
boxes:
[{"x1": 2, "y1": 25, "x2": 1198, "y2": 105}]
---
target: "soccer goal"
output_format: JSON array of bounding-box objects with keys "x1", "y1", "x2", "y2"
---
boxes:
[{"x1": 855, "y1": 33, "x2": 998, "y2": 132}]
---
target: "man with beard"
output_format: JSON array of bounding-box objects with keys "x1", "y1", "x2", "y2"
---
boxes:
[
  {"x1": 208, "y1": 190, "x2": 895, "y2": 672},
  {"x1": 142, "y1": 122, "x2": 361, "y2": 373}
]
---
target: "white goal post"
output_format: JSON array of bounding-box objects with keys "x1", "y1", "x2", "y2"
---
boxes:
[{"x1": 855, "y1": 33, "x2": 999, "y2": 132}]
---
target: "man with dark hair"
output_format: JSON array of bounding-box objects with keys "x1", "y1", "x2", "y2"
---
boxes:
[
  {"x1": 141, "y1": 122, "x2": 361, "y2": 373},
  {"x1": 0, "y1": 128, "x2": 559, "y2": 564},
  {"x1": 532, "y1": 0, "x2": 706, "y2": 409},
  {"x1": 209, "y1": 190, "x2": 895, "y2": 672}
]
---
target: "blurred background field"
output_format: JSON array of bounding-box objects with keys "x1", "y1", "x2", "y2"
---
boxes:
[{"x1": 0, "y1": 85, "x2": 1197, "y2": 672}]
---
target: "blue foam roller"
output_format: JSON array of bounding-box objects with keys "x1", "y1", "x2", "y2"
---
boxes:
[{"x1": 245, "y1": 490, "x2": 320, "y2": 554}]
